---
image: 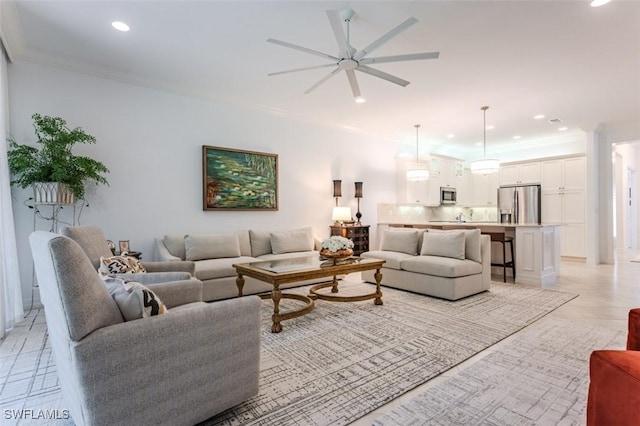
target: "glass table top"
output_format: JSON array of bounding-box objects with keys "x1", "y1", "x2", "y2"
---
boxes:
[{"x1": 249, "y1": 255, "x2": 374, "y2": 274}]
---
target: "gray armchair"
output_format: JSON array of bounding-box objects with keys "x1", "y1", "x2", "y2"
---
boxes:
[
  {"x1": 30, "y1": 231, "x2": 261, "y2": 426},
  {"x1": 61, "y1": 225, "x2": 199, "y2": 307}
]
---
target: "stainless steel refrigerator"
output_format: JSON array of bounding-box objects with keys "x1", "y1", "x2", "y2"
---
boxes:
[{"x1": 497, "y1": 184, "x2": 541, "y2": 224}]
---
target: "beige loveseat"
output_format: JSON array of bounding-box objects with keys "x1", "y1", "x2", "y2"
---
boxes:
[
  {"x1": 155, "y1": 227, "x2": 325, "y2": 301},
  {"x1": 361, "y1": 228, "x2": 491, "y2": 300}
]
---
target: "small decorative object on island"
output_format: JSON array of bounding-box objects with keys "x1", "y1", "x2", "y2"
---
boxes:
[
  {"x1": 354, "y1": 181, "x2": 363, "y2": 224},
  {"x1": 320, "y1": 235, "x2": 354, "y2": 262},
  {"x1": 7, "y1": 113, "x2": 110, "y2": 204}
]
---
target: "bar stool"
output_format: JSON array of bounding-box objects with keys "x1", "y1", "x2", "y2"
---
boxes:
[{"x1": 483, "y1": 231, "x2": 515, "y2": 283}]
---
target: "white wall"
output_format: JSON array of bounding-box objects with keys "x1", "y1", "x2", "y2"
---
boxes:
[{"x1": 8, "y1": 60, "x2": 399, "y2": 308}]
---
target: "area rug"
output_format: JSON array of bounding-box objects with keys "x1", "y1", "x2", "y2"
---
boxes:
[
  {"x1": 373, "y1": 317, "x2": 625, "y2": 426},
  {"x1": 204, "y1": 282, "x2": 577, "y2": 426}
]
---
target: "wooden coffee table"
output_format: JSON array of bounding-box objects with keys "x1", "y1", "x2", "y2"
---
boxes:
[{"x1": 233, "y1": 256, "x2": 385, "y2": 333}]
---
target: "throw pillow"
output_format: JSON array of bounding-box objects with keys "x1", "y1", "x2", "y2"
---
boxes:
[
  {"x1": 184, "y1": 233, "x2": 241, "y2": 261},
  {"x1": 379, "y1": 228, "x2": 420, "y2": 255},
  {"x1": 420, "y1": 231, "x2": 466, "y2": 260},
  {"x1": 102, "y1": 276, "x2": 168, "y2": 321},
  {"x1": 163, "y1": 234, "x2": 186, "y2": 260},
  {"x1": 249, "y1": 229, "x2": 273, "y2": 257},
  {"x1": 270, "y1": 227, "x2": 314, "y2": 255},
  {"x1": 428, "y1": 228, "x2": 482, "y2": 263},
  {"x1": 99, "y1": 253, "x2": 147, "y2": 275}
]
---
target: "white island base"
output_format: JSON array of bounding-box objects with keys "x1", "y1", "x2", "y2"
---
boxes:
[{"x1": 514, "y1": 225, "x2": 561, "y2": 286}]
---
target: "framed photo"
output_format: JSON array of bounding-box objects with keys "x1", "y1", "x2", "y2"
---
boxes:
[
  {"x1": 203, "y1": 145, "x2": 278, "y2": 211},
  {"x1": 119, "y1": 240, "x2": 130, "y2": 253}
]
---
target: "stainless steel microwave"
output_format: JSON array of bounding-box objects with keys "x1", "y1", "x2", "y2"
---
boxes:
[{"x1": 440, "y1": 187, "x2": 457, "y2": 204}]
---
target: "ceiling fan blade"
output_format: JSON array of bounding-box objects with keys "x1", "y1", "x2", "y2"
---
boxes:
[
  {"x1": 305, "y1": 68, "x2": 342, "y2": 94},
  {"x1": 360, "y1": 51, "x2": 440, "y2": 65},
  {"x1": 345, "y1": 69, "x2": 361, "y2": 98},
  {"x1": 326, "y1": 10, "x2": 351, "y2": 58},
  {"x1": 356, "y1": 64, "x2": 410, "y2": 87},
  {"x1": 268, "y1": 63, "x2": 337, "y2": 76},
  {"x1": 267, "y1": 38, "x2": 339, "y2": 61},
  {"x1": 353, "y1": 17, "x2": 418, "y2": 61}
]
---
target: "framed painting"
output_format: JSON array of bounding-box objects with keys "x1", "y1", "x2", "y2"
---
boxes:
[{"x1": 203, "y1": 145, "x2": 278, "y2": 211}]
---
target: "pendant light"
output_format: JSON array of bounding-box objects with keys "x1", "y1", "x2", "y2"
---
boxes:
[
  {"x1": 406, "y1": 124, "x2": 429, "y2": 181},
  {"x1": 470, "y1": 106, "x2": 500, "y2": 174}
]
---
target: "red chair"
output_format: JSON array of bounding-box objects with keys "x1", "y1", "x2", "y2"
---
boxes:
[{"x1": 587, "y1": 308, "x2": 640, "y2": 425}]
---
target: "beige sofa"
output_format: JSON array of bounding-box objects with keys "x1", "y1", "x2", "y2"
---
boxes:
[
  {"x1": 155, "y1": 227, "x2": 326, "y2": 301},
  {"x1": 361, "y1": 228, "x2": 491, "y2": 300}
]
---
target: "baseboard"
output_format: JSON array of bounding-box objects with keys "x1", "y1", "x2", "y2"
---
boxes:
[{"x1": 561, "y1": 256, "x2": 587, "y2": 263}]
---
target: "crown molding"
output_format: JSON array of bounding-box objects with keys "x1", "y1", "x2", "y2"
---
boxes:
[{"x1": 0, "y1": 0, "x2": 26, "y2": 62}]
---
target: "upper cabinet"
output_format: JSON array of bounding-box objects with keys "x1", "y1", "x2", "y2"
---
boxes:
[
  {"x1": 499, "y1": 161, "x2": 541, "y2": 186},
  {"x1": 472, "y1": 172, "x2": 499, "y2": 207},
  {"x1": 396, "y1": 156, "x2": 466, "y2": 206},
  {"x1": 541, "y1": 156, "x2": 585, "y2": 192}
]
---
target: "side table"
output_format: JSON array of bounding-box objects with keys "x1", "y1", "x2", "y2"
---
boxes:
[{"x1": 329, "y1": 225, "x2": 370, "y2": 256}]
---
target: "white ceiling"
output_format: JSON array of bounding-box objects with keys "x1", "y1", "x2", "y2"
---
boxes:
[{"x1": 6, "y1": 0, "x2": 640, "y2": 159}]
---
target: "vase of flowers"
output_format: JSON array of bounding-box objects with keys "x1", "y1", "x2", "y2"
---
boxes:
[{"x1": 320, "y1": 235, "x2": 354, "y2": 260}]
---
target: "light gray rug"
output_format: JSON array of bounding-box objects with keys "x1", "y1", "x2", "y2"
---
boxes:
[
  {"x1": 0, "y1": 282, "x2": 577, "y2": 426},
  {"x1": 373, "y1": 317, "x2": 626, "y2": 426},
  {"x1": 205, "y1": 282, "x2": 577, "y2": 426}
]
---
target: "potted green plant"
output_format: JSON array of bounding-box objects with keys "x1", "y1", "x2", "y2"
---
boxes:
[{"x1": 7, "y1": 113, "x2": 109, "y2": 204}]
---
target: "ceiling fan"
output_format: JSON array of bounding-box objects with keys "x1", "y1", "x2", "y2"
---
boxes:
[{"x1": 267, "y1": 9, "x2": 440, "y2": 101}]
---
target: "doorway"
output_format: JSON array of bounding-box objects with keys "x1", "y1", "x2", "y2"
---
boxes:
[{"x1": 628, "y1": 168, "x2": 637, "y2": 249}]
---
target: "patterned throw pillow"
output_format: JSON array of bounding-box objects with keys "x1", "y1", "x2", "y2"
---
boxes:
[
  {"x1": 101, "y1": 276, "x2": 167, "y2": 321},
  {"x1": 99, "y1": 252, "x2": 147, "y2": 275}
]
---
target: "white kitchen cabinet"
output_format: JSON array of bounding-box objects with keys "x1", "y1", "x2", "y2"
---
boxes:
[
  {"x1": 457, "y1": 168, "x2": 473, "y2": 206},
  {"x1": 406, "y1": 178, "x2": 429, "y2": 204},
  {"x1": 541, "y1": 156, "x2": 586, "y2": 257},
  {"x1": 472, "y1": 172, "x2": 499, "y2": 206},
  {"x1": 500, "y1": 162, "x2": 541, "y2": 185},
  {"x1": 426, "y1": 156, "x2": 463, "y2": 206}
]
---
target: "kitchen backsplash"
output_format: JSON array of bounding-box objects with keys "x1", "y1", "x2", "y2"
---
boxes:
[{"x1": 377, "y1": 203, "x2": 498, "y2": 224}]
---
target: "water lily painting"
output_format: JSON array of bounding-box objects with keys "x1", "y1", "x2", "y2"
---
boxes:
[{"x1": 203, "y1": 145, "x2": 278, "y2": 211}]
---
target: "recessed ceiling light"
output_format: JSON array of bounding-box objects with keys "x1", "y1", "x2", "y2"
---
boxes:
[
  {"x1": 534, "y1": 114, "x2": 545, "y2": 120},
  {"x1": 485, "y1": 125, "x2": 494, "y2": 130},
  {"x1": 354, "y1": 96, "x2": 366, "y2": 104},
  {"x1": 112, "y1": 21, "x2": 130, "y2": 32},
  {"x1": 446, "y1": 133, "x2": 455, "y2": 138},
  {"x1": 513, "y1": 135, "x2": 521, "y2": 140},
  {"x1": 475, "y1": 142, "x2": 482, "y2": 146},
  {"x1": 591, "y1": 0, "x2": 612, "y2": 7},
  {"x1": 558, "y1": 127, "x2": 568, "y2": 131}
]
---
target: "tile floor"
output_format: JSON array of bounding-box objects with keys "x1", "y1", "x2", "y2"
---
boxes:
[
  {"x1": 1, "y1": 250, "x2": 638, "y2": 425},
  {"x1": 352, "y1": 249, "x2": 640, "y2": 424}
]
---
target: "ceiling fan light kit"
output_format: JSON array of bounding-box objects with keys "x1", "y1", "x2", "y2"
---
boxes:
[
  {"x1": 267, "y1": 9, "x2": 439, "y2": 101},
  {"x1": 471, "y1": 106, "x2": 500, "y2": 175}
]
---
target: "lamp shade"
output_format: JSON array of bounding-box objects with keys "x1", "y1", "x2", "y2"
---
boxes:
[
  {"x1": 406, "y1": 168, "x2": 430, "y2": 181},
  {"x1": 332, "y1": 180, "x2": 342, "y2": 198},
  {"x1": 470, "y1": 158, "x2": 500, "y2": 174},
  {"x1": 354, "y1": 182, "x2": 363, "y2": 198},
  {"x1": 331, "y1": 206, "x2": 352, "y2": 222}
]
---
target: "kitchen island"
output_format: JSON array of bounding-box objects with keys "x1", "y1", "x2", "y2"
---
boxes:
[{"x1": 379, "y1": 222, "x2": 561, "y2": 286}]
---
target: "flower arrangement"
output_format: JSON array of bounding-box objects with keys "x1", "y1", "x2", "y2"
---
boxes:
[{"x1": 320, "y1": 236, "x2": 354, "y2": 253}]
